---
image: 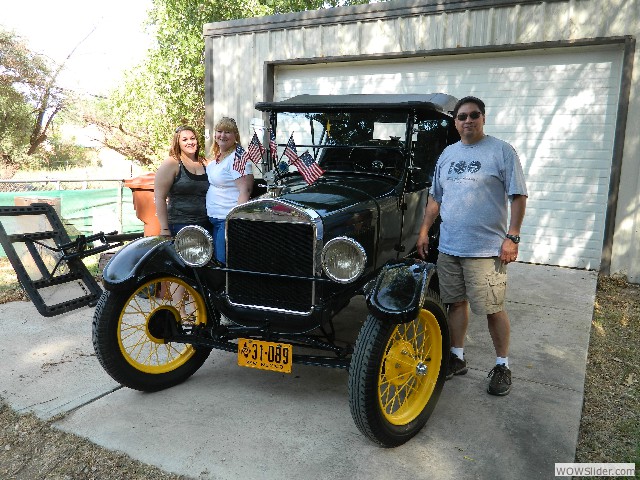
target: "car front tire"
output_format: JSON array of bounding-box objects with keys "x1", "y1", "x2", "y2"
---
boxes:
[
  {"x1": 348, "y1": 289, "x2": 449, "y2": 447},
  {"x1": 92, "y1": 276, "x2": 211, "y2": 392}
]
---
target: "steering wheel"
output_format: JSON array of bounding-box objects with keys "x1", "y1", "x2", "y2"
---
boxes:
[{"x1": 348, "y1": 149, "x2": 369, "y2": 172}]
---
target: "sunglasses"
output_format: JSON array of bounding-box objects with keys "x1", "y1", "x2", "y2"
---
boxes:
[{"x1": 456, "y1": 111, "x2": 483, "y2": 121}]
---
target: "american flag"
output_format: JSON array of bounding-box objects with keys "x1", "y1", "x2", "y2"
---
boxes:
[
  {"x1": 269, "y1": 128, "x2": 278, "y2": 160},
  {"x1": 283, "y1": 133, "x2": 299, "y2": 164},
  {"x1": 291, "y1": 150, "x2": 325, "y2": 185},
  {"x1": 244, "y1": 131, "x2": 265, "y2": 165},
  {"x1": 232, "y1": 143, "x2": 248, "y2": 174}
]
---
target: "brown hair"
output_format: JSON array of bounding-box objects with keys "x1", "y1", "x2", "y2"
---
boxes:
[
  {"x1": 210, "y1": 117, "x2": 241, "y2": 158},
  {"x1": 170, "y1": 126, "x2": 201, "y2": 160}
]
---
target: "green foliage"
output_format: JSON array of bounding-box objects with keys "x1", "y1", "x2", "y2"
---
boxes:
[
  {"x1": 98, "y1": 0, "x2": 370, "y2": 165},
  {"x1": 0, "y1": 27, "x2": 79, "y2": 168},
  {"x1": 0, "y1": 28, "x2": 50, "y2": 164},
  {"x1": 0, "y1": 84, "x2": 32, "y2": 158}
]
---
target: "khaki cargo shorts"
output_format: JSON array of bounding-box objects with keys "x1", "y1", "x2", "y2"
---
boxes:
[{"x1": 437, "y1": 253, "x2": 508, "y2": 315}]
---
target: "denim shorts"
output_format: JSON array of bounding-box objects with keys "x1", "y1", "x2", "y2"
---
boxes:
[{"x1": 437, "y1": 253, "x2": 508, "y2": 315}]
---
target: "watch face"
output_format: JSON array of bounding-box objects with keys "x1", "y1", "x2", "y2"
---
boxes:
[{"x1": 507, "y1": 234, "x2": 520, "y2": 244}]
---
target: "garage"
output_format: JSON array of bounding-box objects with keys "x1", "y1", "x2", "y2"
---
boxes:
[
  {"x1": 272, "y1": 45, "x2": 624, "y2": 269},
  {"x1": 204, "y1": 0, "x2": 640, "y2": 281}
]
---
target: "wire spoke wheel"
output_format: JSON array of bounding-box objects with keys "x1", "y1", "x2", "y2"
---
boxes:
[
  {"x1": 118, "y1": 277, "x2": 207, "y2": 373},
  {"x1": 378, "y1": 309, "x2": 442, "y2": 425},
  {"x1": 92, "y1": 276, "x2": 212, "y2": 392},
  {"x1": 348, "y1": 289, "x2": 449, "y2": 447}
]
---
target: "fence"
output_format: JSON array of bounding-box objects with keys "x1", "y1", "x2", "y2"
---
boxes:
[{"x1": 0, "y1": 178, "x2": 145, "y2": 257}]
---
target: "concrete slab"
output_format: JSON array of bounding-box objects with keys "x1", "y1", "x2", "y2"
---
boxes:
[
  {"x1": 0, "y1": 301, "x2": 119, "y2": 418},
  {"x1": 0, "y1": 262, "x2": 598, "y2": 480}
]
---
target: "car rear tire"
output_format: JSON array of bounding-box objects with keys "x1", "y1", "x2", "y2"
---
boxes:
[
  {"x1": 348, "y1": 289, "x2": 449, "y2": 447},
  {"x1": 92, "y1": 276, "x2": 212, "y2": 392}
]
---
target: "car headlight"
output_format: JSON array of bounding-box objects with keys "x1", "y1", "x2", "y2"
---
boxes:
[
  {"x1": 174, "y1": 225, "x2": 214, "y2": 267},
  {"x1": 321, "y1": 237, "x2": 367, "y2": 283}
]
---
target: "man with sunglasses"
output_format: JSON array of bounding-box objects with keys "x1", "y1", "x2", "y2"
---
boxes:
[{"x1": 416, "y1": 96, "x2": 528, "y2": 396}]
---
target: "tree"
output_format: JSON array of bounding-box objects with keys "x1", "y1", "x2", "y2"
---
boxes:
[
  {"x1": 1, "y1": 28, "x2": 48, "y2": 169},
  {"x1": 94, "y1": 0, "x2": 370, "y2": 167},
  {"x1": 0, "y1": 28, "x2": 68, "y2": 164}
]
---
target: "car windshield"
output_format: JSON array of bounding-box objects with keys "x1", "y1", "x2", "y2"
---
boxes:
[{"x1": 273, "y1": 110, "x2": 408, "y2": 179}]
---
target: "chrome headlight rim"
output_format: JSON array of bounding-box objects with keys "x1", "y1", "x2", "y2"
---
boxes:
[
  {"x1": 321, "y1": 236, "x2": 367, "y2": 284},
  {"x1": 173, "y1": 225, "x2": 214, "y2": 267}
]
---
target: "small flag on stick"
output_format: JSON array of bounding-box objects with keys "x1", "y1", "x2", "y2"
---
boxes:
[
  {"x1": 244, "y1": 131, "x2": 265, "y2": 165},
  {"x1": 292, "y1": 150, "x2": 325, "y2": 185},
  {"x1": 283, "y1": 133, "x2": 299, "y2": 165},
  {"x1": 232, "y1": 143, "x2": 248, "y2": 174}
]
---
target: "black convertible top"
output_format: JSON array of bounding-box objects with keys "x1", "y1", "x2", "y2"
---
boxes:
[{"x1": 255, "y1": 93, "x2": 458, "y2": 115}]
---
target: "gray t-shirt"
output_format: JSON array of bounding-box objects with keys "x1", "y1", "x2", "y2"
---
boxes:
[{"x1": 430, "y1": 135, "x2": 528, "y2": 257}]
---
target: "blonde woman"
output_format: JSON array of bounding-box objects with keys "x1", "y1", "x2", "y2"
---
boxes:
[{"x1": 206, "y1": 117, "x2": 253, "y2": 263}]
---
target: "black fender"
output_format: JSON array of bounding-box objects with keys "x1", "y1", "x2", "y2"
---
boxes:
[
  {"x1": 102, "y1": 236, "x2": 193, "y2": 291},
  {"x1": 365, "y1": 258, "x2": 438, "y2": 324}
]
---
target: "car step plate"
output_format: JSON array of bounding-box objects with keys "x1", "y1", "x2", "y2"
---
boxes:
[{"x1": 237, "y1": 338, "x2": 292, "y2": 373}]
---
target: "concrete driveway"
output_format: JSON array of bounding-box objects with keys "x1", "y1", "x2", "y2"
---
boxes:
[{"x1": 0, "y1": 262, "x2": 598, "y2": 480}]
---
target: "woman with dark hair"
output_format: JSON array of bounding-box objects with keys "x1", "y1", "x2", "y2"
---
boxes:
[
  {"x1": 206, "y1": 117, "x2": 253, "y2": 264},
  {"x1": 154, "y1": 126, "x2": 211, "y2": 237}
]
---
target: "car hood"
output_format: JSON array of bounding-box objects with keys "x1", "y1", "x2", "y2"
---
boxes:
[{"x1": 276, "y1": 175, "x2": 397, "y2": 217}]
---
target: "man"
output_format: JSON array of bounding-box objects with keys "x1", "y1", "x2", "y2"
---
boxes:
[{"x1": 416, "y1": 96, "x2": 528, "y2": 396}]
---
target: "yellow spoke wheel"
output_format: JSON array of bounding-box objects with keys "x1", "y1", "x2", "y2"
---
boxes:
[
  {"x1": 93, "y1": 276, "x2": 212, "y2": 392},
  {"x1": 348, "y1": 289, "x2": 449, "y2": 447},
  {"x1": 117, "y1": 277, "x2": 208, "y2": 373},
  {"x1": 378, "y1": 309, "x2": 442, "y2": 425}
]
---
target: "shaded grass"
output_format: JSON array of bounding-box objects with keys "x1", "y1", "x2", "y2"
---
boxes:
[
  {"x1": 0, "y1": 255, "x2": 100, "y2": 304},
  {"x1": 575, "y1": 275, "x2": 640, "y2": 470}
]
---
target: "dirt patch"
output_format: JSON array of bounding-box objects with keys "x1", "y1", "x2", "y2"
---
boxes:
[{"x1": 0, "y1": 402, "x2": 188, "y2": 480}]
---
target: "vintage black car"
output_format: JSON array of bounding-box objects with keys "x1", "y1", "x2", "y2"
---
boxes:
[{"x1": 92, "y1": 93, "x2": 461, "y2": 447}]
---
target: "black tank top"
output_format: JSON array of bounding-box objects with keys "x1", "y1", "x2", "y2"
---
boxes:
[{"x1": 167, "y1": 160, "x2": 209, "y2": 224}]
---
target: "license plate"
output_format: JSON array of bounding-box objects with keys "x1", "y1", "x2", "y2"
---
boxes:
[{"x1": 237, "y1": 338, "x2": 292, "y2": 373}]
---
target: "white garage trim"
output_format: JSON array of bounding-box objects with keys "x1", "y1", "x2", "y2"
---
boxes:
[{"x1": 272, "y1": 45, "x2": 624, "y2": 269}]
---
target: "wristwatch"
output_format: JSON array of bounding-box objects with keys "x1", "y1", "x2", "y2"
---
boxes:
[{"x1": 505, "y1": 234, "x2": 521, "y2": 244}]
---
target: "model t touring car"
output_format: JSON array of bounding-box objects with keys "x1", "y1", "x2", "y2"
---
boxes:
[{"x1": 1, "y1": 93, "x2": 461, "y2": 447}]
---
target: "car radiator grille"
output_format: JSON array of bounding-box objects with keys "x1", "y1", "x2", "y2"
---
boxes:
[{"x1": 226, "y1": 219, "x2": 315, "y2": 312}]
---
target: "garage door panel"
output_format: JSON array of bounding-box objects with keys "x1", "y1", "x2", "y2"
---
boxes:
[
  {"x1": 527, "y1": 190, "x2": 607, "y2": 201},
  {"x1": 498, "y1": 121, "x2": 615, "y2": 135},
  {"x1": 523, "y1": 211, "x2": 604, "y2": 230},
  {"x1": 525, "y1": 172, "x2": 609, "y2": 185},
  {"x1": 275, "y1": 46, "x2": 623, "y2": 269},
  {"x1": 526, "y1": 184, "x2": 609, "y2": 198}
]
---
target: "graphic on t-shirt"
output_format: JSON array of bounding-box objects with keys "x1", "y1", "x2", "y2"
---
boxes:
[{"x1": 447, "y1": 160, "x2": 482, "y2": 176}]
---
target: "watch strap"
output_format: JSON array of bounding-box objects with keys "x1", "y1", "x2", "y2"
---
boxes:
[{"x1": 505, "y1": 234, "x2": 520, "y2": 244}]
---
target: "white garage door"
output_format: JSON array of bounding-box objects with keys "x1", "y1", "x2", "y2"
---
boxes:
[{"x1": 274, "y1": 45, "x2": 624, "y2": 269}]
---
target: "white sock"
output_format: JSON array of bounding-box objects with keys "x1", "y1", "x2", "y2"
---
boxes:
[
  {"x1": 451, "y1": 347, "x2": 464, "y2": 360},
  {"x1": 496, "y1": 356, "x2": 509, "y2": 367}
]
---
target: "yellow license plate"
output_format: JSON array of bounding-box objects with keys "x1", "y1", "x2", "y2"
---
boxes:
[{"x1": 237, "y1": 338, "x2": 293, "y2": 373}]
